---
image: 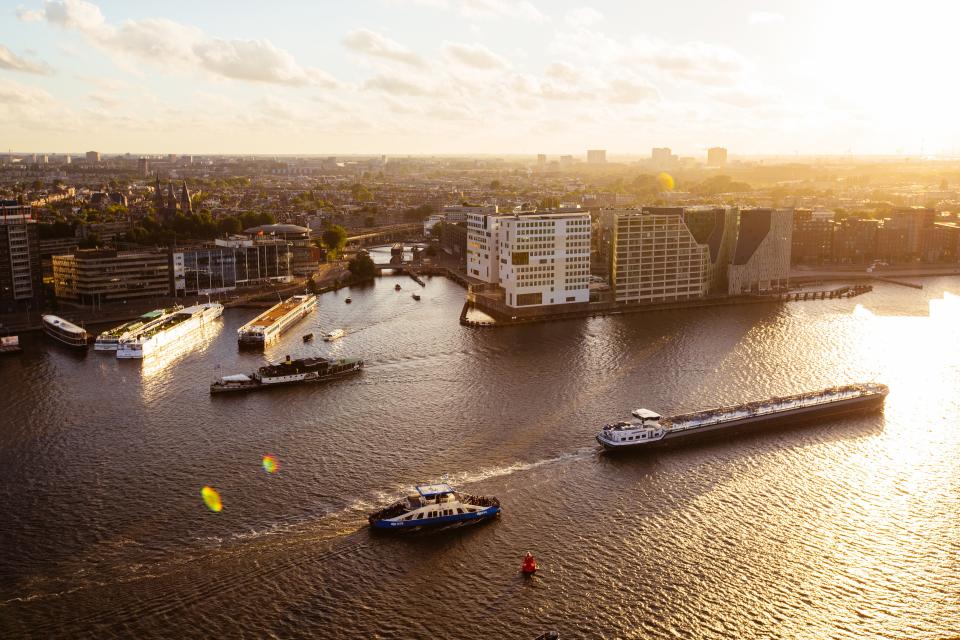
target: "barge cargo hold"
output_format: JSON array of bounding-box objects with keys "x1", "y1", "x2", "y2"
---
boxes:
[
  {"x1": 597, "y1": 383, "x2": 888, "y2": 451},
  {"x1": 237, "y1": 294, "x2": 317, "y2": 348}
]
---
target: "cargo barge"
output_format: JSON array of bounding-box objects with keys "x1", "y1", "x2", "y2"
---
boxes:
[
  {"x1": 597, "y1": 383, "x2": 888, "y2": 451},
  {"x1": 237, "y1": 294, "x2": 317, "y2": 348},
  {"x1": 210, "y1": 354, "x2": 363, "y2": 394}
]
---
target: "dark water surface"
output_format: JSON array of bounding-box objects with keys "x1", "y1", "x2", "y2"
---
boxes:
[{"x1": 2, "y1": 274, "x2": 959, "y2": 639}]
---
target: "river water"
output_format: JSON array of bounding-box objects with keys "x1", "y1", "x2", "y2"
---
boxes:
[{"x1": 2, "y1": 272, "x2": 959, "y2": 639}]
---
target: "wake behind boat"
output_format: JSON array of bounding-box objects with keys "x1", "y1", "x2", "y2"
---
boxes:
[
  {"x1": 368, "y1": 483, "x2": 501, "y2": 531},
  {"x1": 597, "y1": 383, "x2": 889, "y2": 451}
]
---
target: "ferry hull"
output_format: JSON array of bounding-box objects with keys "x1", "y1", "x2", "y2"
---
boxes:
[
  {"x1": 370, "y1": 506, "x2": 500, "y2": 531},
  {"x1": 598, "y1": 392, "x2": 886, "y2": 452}
]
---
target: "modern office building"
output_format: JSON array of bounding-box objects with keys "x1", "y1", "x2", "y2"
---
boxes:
[
  {"x1": 137, "y1": 157, "x2": 150, "y2": 177},
  {"x1": 244, "y1": 223, "x2": 316, "y2": 275},
  {"x1": 611, "y1": 210, "x2": 712, "y2": 304},
  {"x1": 170, "y1": 237, "x2": 293, "y2": 296},
  {"x1": 53, "y1": 249, "x2": 169, "y2": 305},
  {"x1": 707, "y1": 147, "x2": 728, "y2": 168},
  {"x1": 85, "y1": 151, "x2": 101, "y2": 163},
  {"x1": 677, "y1": 206, "x2": 739, "y2": 294},
  {"x1": 0, "y1": 201, "x2": 42, "y2": 313},
  {"x1": 833, "y1": 217, "x2": 879, "y2": 264},
  {"x1": 467, "y1": 210, "x2": 591, "y2": 307},
  {"x1": 443, "y1": 204, "x2": 497, "y2": 224},
  {"x1": 587, "y1": 149, "x2": 607, "y2": 164},
  {"x1": 727, "y1": 208, "x2": 793, "y2": 295}
]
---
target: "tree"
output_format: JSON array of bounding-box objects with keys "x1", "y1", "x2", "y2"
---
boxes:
[
  {"x1": 348, "y1": 252, "x2": 376, "y2": 280},
  {"x1": 321, "y1": 224, "x2": 348, "y2": 258},
  {"x1": 350, "y1": 183, "x2": 373, "y2": 202},
  {"x1": 218, "y1": 216, "x2": 242, "y2": 235}
]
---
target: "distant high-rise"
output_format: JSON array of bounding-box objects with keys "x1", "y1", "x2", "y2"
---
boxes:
[
  {"x1": 559, "y1": 155, "x2": 574, "y2": 167},
  {"x1": 86, "y1": 151, "x2": 100, "y2": 163},
  {"x1": 651, "y1": 147, "x2": 672, "y2": 163},
  {"x1": 537, "y1": 154, "x2": 546, "y2": 165},
  {"x1": 707, "y1": 147, "x2": 728, "y2": 168},
  {"x1": 64, "y1": 155, "x2": 71, "y2": 164},
  {"x1": 587, "y1": 149, "x2": 607, "y2": 164},
  {"x1": 137, "y1": 157, "x2": 150, "y2": 178},
  {"x1": 0, "y1": 201, "x2": 42, "y2": 313}
]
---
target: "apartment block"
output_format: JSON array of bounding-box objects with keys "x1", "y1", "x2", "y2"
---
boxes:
[
  {"x1": 728, "y1": 208, "x2": 793, "y2": 295},
  {"x1": 611, "y1": 210, "x2": 711, "y2": 304},
  {"x1": 0, "y1": 201, "x2": 42, "y2": 313},
  {"x1": 53, "y1": 249, "x2": 169, "y2": 304}
]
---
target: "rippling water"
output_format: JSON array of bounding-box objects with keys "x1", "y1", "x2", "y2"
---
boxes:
[{"x1": 2, "y1": 274, "x2": 959, "y2": 639}]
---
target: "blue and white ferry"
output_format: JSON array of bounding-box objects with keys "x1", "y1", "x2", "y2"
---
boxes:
[{"x1": 368, "y1": 483, "x2": 501, "y2": 530}]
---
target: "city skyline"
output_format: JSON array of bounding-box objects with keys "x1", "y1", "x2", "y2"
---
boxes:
[{"x1": 4, "y1": 0, "x2": 960, "y2": 156}]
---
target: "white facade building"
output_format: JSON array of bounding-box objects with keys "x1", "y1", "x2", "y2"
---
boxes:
[{"x1": 467, "y1": 210, "x2": 591, "y2": 308}]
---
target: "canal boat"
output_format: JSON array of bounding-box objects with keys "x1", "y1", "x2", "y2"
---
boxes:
[
  {"x1": 210, "y1": 354, "x2": 363, "y2": 394},
  {"x1": 395, "y1": 283, "x2": 402, "y2": 291},
  {"x1": 345, "y1": 297, "x2": 352, "y2": 304},
  {"x1": 94, "y1": 306, "x2": 182, "y2": 351},
  {"x1": 237, "y1": 294, "x2": 316, "y2": 348},
  {"x1": 597, "y1": 383, "x2": 889, "y2": 451},
  {"x1": 303, "y1": 333, "x2": 314, "y2": 342},
  {"x1": 117, "y1": 303, "x2": 223, "y2": 359},
  {"x1": 368, "y1": 483, "x2": 501, "y2": 531},
  {"x1": 42, "y1": 315, "x2": 90, "y2": 348},
  {"x1": 412, "y1": 293, "x2": 421, "y2": 301},
  {"x1": 0, "y1": 335, "x2": 21, "y2": 354},
  {"x1": 324, "y1": 329, "x2": 345, "y2": 341}
]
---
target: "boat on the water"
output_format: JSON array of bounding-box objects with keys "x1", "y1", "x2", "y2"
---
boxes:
[
  {"x1": 210, "y1": 354, "x2": 363, "y2": 393},
  {"x1": 597, "y1": 383, "x2": 889, "y2": 451},
  {"x1": 412, "y1": 293, "x2": 421, "y2": 301},
  {"x1": 345, "y1": 297, "x2": 352, "y2": 304},
  {"x1": 368, "y1": 483, "x2": 501, "y2": 531},
  {"x1": 394, "y1": 283, "x2": 402, "y2": 291},
  {"x1": 94, "y1": 306, "x2": 182, "y2": 351},
  {"x1": 117, "y1": 303, "x2": 223, "y2": 359},
  {"x1": 302, "y1": 333, "x2": 314, "y2": 342},
  {"x1": 42, "y1": 315, "x2": 89, "y2": 348},
  {"x1": 237, "y1": 294, "x2": 316, "y2": 348},
  {"x1": 324, "y1": 329, "x2": 345, "y2": 341},
  {"x1": 0, "y1": 335, "x2": 21, "y2": 354}
]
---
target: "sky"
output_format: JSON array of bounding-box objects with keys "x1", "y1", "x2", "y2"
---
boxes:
[{"x1": 2, "y1": 0, "x2": 960, "y2": 157}]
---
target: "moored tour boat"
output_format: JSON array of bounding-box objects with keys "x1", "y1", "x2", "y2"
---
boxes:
[
  {"x1": 117, "y1": 303, "x2": 223, "y2": 359},
  {"x1": 42, "y1": 315, "x2": 89, "y2": 348},
  {"x1": 94, "y1": 306, "x2": 182, "y2": 351},
  {"x1": 597, "y1": 383, "x2": 889, "y2": 451},
  {"x1": 368, "y1": 483, "x2": 501, "y2": 530}
]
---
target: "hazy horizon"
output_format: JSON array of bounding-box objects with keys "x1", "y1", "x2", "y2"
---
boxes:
[{"x1": 3, "y1": 1, "x2": 960, "y2": 156}]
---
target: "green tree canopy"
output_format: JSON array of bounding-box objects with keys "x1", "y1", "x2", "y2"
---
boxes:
[
  {"x1": 348, "y1": 252, "x2": 376, "y2": 280},
  {"x1": 322, "y1": 224, "x2": 348, "y2": 258}
]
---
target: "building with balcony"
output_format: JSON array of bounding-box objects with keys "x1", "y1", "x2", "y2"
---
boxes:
[{"x1": 0, "y1": 201, "x2": 42, "y2": 313}]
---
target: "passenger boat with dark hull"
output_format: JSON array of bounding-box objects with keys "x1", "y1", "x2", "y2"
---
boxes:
[
  {"x1": 210, "y1": 354, "x2": 363, "y2": 393},
  {"x1": 597, "y1": 383, "x2": 889, "y2": 451},
  {"x1": 42, "y1": 315, "x2": 90, "y2": 348},
  {"x1": 368, "y1": 483, "x2": 501, "y2": 531}
]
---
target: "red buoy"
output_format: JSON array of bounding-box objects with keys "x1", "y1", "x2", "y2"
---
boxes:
[{"x1": 521, "y1": 552, "x2": 537, "y2": 575}]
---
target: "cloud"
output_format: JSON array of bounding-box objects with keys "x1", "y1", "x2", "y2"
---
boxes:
[
  {"x1": 459, "y1": 0, "x2": 545, "y2": 22},
  {"x1": 565, "y1": 6, "x2": 603, "y2": 27},
  {"x1": 749, "y1": 11, "x2": 785, "y2": 25},
  {"x1": 22, "y1": 0, "x2": 337, "y2": 86},
  {"x1": 364, "y1": 74, "x2": 434, "y2": 96},
  {"x1": 0, "y1": 44, "x2": 53, "y2": 74},
  {"x1": 607, "y1": 77, "x2": 659, "y2": 103},
  {"x1": 442, "y1": 41, "x2": 509, "y2": 69},
  {"x1": 343, "y1": 28, "x2": 424, "y2": 67}
]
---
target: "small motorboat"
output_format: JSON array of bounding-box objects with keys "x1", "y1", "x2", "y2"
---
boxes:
[
  {"x1": 394, "y1": 283, "x2": 402, "y2": 291},
  {"x1": 324, "y1": 329, "x2": 345, "y2": 341},
  {"x1": 521, "y1": 552, "x2": 537, "y2": 575},
  {"x1": 369, "y1": 483, "x2": 500, "y2": 531},
  {"x1": 345, "y1": 297, "x2": 352, "y2": 304},
  {"x1": 412, "y1": 293, "x2": 421, "y2": 301},
  {"x1": 302, "y1": 333, "x2": 314, "y2": 342}
]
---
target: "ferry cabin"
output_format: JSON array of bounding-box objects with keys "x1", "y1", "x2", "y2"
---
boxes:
[{"x1": 370, "y1": 484, "x2": 500, "y2": 529}]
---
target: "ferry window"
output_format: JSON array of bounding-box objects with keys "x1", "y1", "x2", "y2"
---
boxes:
[
  {"x1": 417, "y1": 513, "x2": 423, "y2": 520},
  {"x1": 457, "y1": 508, "x2": 464, "y2": 514}
]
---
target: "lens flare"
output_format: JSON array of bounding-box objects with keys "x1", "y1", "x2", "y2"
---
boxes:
[
  {"x1": 201, "y1": 486, "x2": 222, "y2": 512},
  {"x1": 657, "y1": 172, "x2": 675, "y2": 191},
  {"x1": 262, "y1": 455, "x2": 279, "y2": 474}
]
